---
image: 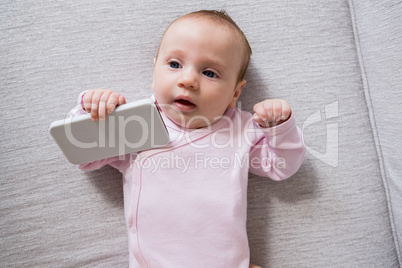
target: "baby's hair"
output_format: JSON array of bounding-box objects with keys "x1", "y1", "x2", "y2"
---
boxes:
[{"x1": 156, "y1": 10, "x2": 252, "y2": 82}]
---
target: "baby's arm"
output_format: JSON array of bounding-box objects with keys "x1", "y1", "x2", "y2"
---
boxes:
[
  {"x1": 82, "y1": 89, "x2": 126, "y2": 121},
  {"x1": 252, "y1": 99, "x2": 291, "y2": 128},
  {"x1": 249, "y1": 99, "x2": 305, "y2": 180}
]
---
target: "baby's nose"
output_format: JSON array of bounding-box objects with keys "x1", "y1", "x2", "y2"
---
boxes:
[{"x1": 177, "y1": 69, "x2": 199, "y2": 90}]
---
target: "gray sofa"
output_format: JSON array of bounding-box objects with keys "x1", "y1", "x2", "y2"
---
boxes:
[{"x1": 1, "y1": 0, "x2": 401, "y2": 267}]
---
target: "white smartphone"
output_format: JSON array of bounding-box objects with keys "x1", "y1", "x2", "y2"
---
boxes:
[{"x1": 49, "y1": 98, "x2": 170, "y2": 165}]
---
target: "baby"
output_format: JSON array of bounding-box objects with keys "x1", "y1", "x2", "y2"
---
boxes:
[{"x1": 76, "y1": 10, "x2": 305, "y2": 268}]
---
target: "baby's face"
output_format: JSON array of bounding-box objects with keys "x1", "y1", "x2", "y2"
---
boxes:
[{"x1": 152, "y1": 17, "x2": 246, "y2": 128}]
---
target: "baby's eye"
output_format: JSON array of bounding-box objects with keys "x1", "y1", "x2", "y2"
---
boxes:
[
  {"x1": 203, "y1": 70, "x2": 217, "y2": 78},
  {"x1": 169, "y1": 61, "x2": 181, "y2": 69}
]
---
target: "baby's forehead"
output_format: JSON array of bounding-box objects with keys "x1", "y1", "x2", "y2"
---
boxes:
[
  {"x1": 162, "y1": 16, "x2": 243, "y2": 50},
  {"x1": 169, "y1": 16, "x2": 236, "y2": 35}
]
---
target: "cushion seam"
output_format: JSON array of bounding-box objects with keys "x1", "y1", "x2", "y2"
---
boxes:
[{"x1": 348, "y1": 0, "x2": 401, "y2": 263}]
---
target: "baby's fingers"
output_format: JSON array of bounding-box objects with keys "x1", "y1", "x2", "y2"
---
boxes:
[
  {"x1": 98, "y1": 90, "x2": 114, "y2": 121},
  {"x1": 253, "y1": 102, "x2": 269, "y2": 127},
  {"x1": 90, "y1": 90, "x2": 109, "y2": 121},
  {"x1": 82, "y1": 90, "x2": 95, "y2": 113},
  {"x1": 118, "y1": 95, "x2": 127, "y2": 106},
  {"x1": 252, "y1": 113, "x2": 269, "y2": 127},
  {"x1": 271, "y1": 101, "x2": 283, "y2": 122},
  {"x1": 89, "y1": 90, "x2": 99, "y2": 121},
  {"x1": 106, "y1": 93, "x2": 126, "y2": 114},
  {"x1": 277, "y1": 100, "x2": 291, "y2": 121}
]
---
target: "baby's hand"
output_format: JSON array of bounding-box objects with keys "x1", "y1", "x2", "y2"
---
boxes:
[
  {"x1": 252, "y1": 99, "x2": 291, "y2": 128},
  {"x1": 82, "y1": 89, "x2": 126, "y2": 121}
]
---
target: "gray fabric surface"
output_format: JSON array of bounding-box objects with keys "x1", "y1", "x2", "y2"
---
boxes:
[
  {"x1": 1, "y1": 0, "x2": 400, "y2": 267},
  {"x1": 350, "y1": 0, "x2": 402, "y2": 260}
]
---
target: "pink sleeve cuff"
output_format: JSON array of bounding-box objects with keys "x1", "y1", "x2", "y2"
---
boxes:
[{"x1": 79, "y1": 91, "x2": 86, "y2": 112}]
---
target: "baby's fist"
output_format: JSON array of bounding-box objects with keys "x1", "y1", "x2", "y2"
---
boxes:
[{"x1": 253, "y1": 99, "x2": 291, "y2": 128}]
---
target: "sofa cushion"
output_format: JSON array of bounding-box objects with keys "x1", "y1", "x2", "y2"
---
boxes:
[{"x1": 0, "y1": 0, "x2": 400, "y2": 267}]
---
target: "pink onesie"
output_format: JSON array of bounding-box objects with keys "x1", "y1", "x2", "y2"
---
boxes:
[{"x1": 76, "y1": 96, "x2": 305, "y2": 268}]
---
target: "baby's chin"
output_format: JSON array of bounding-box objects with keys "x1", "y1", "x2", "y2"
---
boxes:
[
  {"x1": 156, "y1": 101, "x2": 223, "y2": 129},
  {"x1": 170, "y1": 115, "x2": 211, "y2": 129},
  {"x1": 163, "y1": 109, "x2": 215, "y2": 129}
]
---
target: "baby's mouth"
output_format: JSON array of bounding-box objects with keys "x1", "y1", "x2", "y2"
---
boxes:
[{"x1": 174, "y1": 97, "x2": 196, "y2": 112}]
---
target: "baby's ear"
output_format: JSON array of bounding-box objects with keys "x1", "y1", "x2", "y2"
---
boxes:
[{"x1": 229, "y1": 80, "x2": 246, "y2": 108}]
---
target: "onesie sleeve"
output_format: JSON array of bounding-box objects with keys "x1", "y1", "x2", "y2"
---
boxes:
[
  {"x1": 248, "y1": 113, "x2": 305, "y2": 181},
  {"x1": 66, "y1": 91, "x2": 87, "y2": 118},
  {"x1": 66, "y1": 91, "x2": 131, "y2": 173},
  {"x1": 78, "y1": 154, "x2": 131, "y2": 172}
]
